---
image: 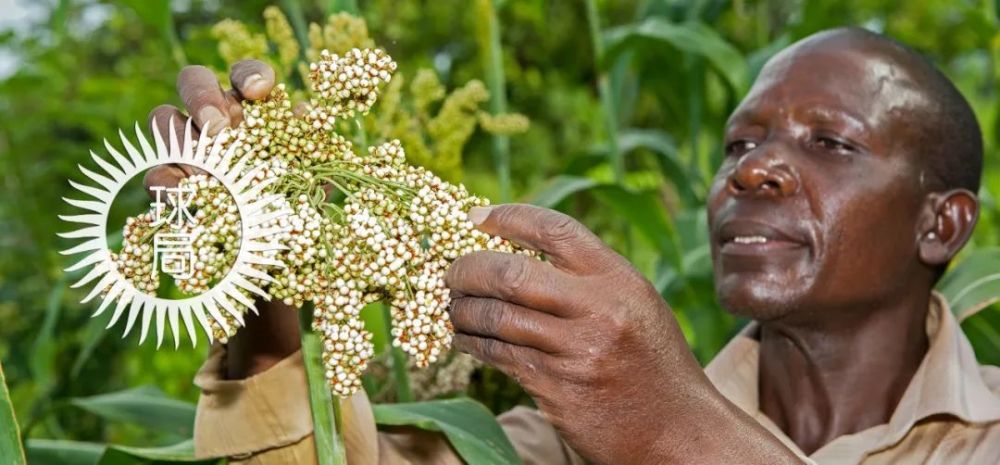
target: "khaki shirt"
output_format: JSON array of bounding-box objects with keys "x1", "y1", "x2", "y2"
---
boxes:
[{"x1": 193, "y1": 293, "x2": 1000, "y2": 464}]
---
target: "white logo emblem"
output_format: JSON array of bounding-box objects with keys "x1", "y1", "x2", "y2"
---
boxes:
[{"x1": 59, "y1": 119, "x2": 289, "y2": 348}]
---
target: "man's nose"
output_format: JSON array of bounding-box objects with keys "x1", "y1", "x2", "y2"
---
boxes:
[{"x1": 726, "y1": 145, "x2": 799, "y2": 197}]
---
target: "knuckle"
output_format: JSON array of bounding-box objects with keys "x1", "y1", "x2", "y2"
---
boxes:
[
  {"x1": 483, "y1": 299, "x2": 511, "y2": 332},
  {"x1": 605, "y1": 309, "x2": 631, "y2": 336},
  {"x1": 444, "y1": 254, "x2": 473, "y2": 286},
  {"x1": 191, "y1": 87, "x2": 220, "y2": 105},
  {"x1": 569, "y1": 352, "x2": 604, "y2": 384},
  {"x1": 148, "y1": 105, "x2": 178, "y2": 130},
  {"x1": 143, "y1": 165, "x2": 183, "y2": 196},
  {"x1": 541, "y1": 212, "x2": 582, "y2": 245},
  {"x1": 148, "y1": 104, "x2": 177, "y2": 120},
  {"x1": 492, "y1": 204, "x2": 520, "y2": 229},
  {"x1": 478, "y1": 337, "x2": 502, "y2": 360},
  {"x1": 453, "y1": 334, "x2": 471, "y2": 353},
  {"x1": 448, "y1": 297, "x2": 470, "y2": 326},
  {"x1": 497, "y1": 258, "x2": 530, "y2": 298}
]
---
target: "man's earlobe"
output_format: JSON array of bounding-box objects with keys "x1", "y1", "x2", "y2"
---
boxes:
[{"x1": 918, "y1": 189, "x2": 979, "y2": 266}]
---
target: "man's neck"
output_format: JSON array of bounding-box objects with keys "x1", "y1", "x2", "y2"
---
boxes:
[{"x1": 756, "y1": 292, "x2": 931, "y2": 455}]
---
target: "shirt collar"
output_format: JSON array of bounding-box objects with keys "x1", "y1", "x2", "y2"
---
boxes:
[{"x1": 704, "y1": 291, "x2": 1000, "y2": 456}]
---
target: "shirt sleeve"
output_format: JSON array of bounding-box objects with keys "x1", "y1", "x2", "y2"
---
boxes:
[
  {"x1": 192, "y1": 344, "x2": 380, "y2": 464},
  {"x1": 192, "y1": 345, "x2": 583, "y2": 465},
  {"x1": 498, "y1": 407, "x2": 588, "y2": 465}
]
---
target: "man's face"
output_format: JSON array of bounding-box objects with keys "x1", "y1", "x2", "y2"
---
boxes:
[{"x1": 707, "y1": 39, "x2": 932, "y2": 323}]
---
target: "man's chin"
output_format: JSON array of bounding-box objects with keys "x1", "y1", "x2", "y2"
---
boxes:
[{"x1": 715, "y1": 277, "x2": 806, "y2": 321}]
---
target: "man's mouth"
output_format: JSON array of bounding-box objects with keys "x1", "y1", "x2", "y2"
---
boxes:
[{"x1": 717, "y1": 220, "x2": 809, "y2": 256}]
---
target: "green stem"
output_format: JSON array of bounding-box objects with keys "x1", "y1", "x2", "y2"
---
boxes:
[
  {"x1": 585, "y1": 0, "x2": 623, "y2": 185},
  {"x1": 163, "y1": 2, "x2": 187, "y2": 66},
  {"x1": 586, "y1": 0, "x2": 632, "y2": 256},
  {"x1": 477, "y1": 0, "x2": 512, "y2": 202},
  {"x1": 50, "y1": 0, "x2": 70, "y2": 42},
  {"x1": 281, "y1": 0, "x2": 311, "y2": 61},
  {"x1": 299, "y1": 303, "x2": 348, "y2": 465},
  {"x1": 0, "y1": 361, "x2": 26, "y2": 465},
  {"x1": 354, "y1": 117, "x2": 369, "y2": 154}
]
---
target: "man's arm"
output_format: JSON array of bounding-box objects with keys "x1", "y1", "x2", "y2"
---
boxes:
[
  {"x1": 151, "y1": 59, "x2": 800, "y2": 464},
  {"x1": 445, "y1": 204, "x2": 804, "y2": 465},
  {"x1": 144, "y1": 59, "x2": 305, "y2": 380},
  {"x1": 148, "y1": 60, "x2": 582, "y2": 465}
]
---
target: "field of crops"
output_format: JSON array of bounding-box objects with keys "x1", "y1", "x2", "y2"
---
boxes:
[{"x1": 1, "y1": 1, "x2": 998, "y2": 463}]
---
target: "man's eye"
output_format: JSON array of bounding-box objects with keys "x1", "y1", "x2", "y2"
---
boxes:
[
  {"x1": 725, "y1": 140, "x2": 757, "y2": 156},
  {"x1": 814, "y1": 136, "x2": 855, "y2": 153}
]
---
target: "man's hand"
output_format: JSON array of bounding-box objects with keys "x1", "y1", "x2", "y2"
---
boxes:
[
  {"x1": 144, "y1": 60, "x2": 276, "y2": 192},
  {"x1": 143, "y1": 60, "x2": 300, "y2": 379},
  {"x1": 446, "y1": 204, "x2": 802, "y2": 465}
]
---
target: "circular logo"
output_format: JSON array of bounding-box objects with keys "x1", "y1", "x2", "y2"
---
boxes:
[{"x1": 59, "y1": 119, "x2": 289, "y2": 348}]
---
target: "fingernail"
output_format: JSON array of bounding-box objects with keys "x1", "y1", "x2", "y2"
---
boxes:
[
  {"x1": 197, "y1": 106, "x2": 227, "y2": 135},
  {"x1": 243, "y1": 73, "x2": 265, "y2": 92},
  {"x1": 468, "y1": 206, "x2": 492, "y2": 225}
]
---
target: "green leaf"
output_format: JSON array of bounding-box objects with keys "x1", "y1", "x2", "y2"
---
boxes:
[
  {"x1": 117, "y1": 0, "x2": 185, "y2": 65},
  {"x1": 373, "y1": 398, "x2": 523, "y2": 465},
  {"x1": 98, "y1": 439, "x2": 217, "y2": 464},
  {"x1": 937, "y1": 248, "x2": 1000, "y2": 321},
  {"x1": 299, "y1": 304, "x2": 349, "y2": 465},
  {"x1": 591, "y1": 185, "x2": 683, "y2": 271},
  {"x1": 69, "y1": 386, "x2": 196, "y2": 437},
  {"x1": 0, "y1": 361, "x2": 26, "y2": 465},
  {"x1": 527, "y1": 175, "x2": 599, "y2": 208},
  {"x1": 617, "y1": 128, "x2": 698, "y2": 205},
  {"x1": 963, "y1": 312, "x2": 1000, "y2": 365},
  {"x1": 71, "y1": 309, "x2": 111, "y2": 379},
  {"x1": 31, "y1": 277, "x2": 66, "y2": 398},
  {"x1": 26, "y1": 440, "x2": 102, "y2": 465},
  {"x1": 27, "y1": 439, "x2": 218, "y2": 465},
  {"x1": 603, "y1": 18, "x2": 750, "y2": 94},
  {"x1": 118, "y1": 0, "x2": 171, "y2": 36},
  {"x1": 528, "y1": 176, "x2": 683, "y2": 270}
]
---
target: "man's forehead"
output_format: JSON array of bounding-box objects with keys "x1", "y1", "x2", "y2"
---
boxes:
[{"x1": 730, "y1": 34, "x2": 932, "y2": 127}]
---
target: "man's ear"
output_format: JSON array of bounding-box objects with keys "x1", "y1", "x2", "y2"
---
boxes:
[{"x1": 917, "y1": 189, "x2": 979, "y2": 266}]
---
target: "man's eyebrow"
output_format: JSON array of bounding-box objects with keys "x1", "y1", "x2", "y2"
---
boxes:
[
  {"x1": 723, "y1": 110, "x2": 761, "y2": 133},
  {"x1": 802, "y1": 106, "x2": 870, "y2": 136}
]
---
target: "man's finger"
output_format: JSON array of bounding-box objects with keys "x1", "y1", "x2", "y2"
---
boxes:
[
  {"x1": 230, "y1": 59, "x2": 276, "y2": 101},
  {"x1": 445, "y1": 251, "x2": 580, "y2": 316},
  {"x1": 224, "y1": 89, "x2": 245, "y2": 127},
  {"x1": 452, "y1": 333, "x2": 547, "y2": 386},
  {"x1": 449, "y1": 297, "x2": 566, "y2": 353},
  {"x1": 178, "y1": 65, "x2": 231, "y2": 136},
  {"x1": 148, "y1": 104, "x2": 194, "y2": 150},
  {"x1": 143, "y1": 165, "x2": 188, "y2": 199},
  {"x1": 468, "y1": 204, "x2": 621, "y2": 275}
]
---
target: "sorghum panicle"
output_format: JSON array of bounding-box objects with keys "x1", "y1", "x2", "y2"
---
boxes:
[{"x1": 115, "y1": 47, "x2": 533, "y2": 397}]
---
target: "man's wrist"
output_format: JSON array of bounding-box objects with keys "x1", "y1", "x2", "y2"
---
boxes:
[
  {"x1": 224, "y1": 298, "x2": 302, "y2": 379},
  {"x1": 637, "y1": 388, "x2": 803, "y2": 465}
]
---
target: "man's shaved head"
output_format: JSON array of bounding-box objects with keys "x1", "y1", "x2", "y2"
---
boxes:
[
  {"x1": 709, "y1": 27, "x2": 983, "y2": 323},
  {"x1": 796, "y1": 27, "x2": 983, "y2": 193}
]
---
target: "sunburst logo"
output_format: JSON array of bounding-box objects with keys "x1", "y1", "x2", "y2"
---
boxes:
[{"x1": 59, "y1": 119, "x2": 289, "y2": 348}]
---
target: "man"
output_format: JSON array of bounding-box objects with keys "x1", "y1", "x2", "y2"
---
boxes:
[{"x1": 146, "y1": 27, "x2": 999, "y2": 464}]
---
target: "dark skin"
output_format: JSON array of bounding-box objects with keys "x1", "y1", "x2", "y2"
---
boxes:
[
  {"x1": 712, "y1": 31, "x2": 977, "y2": 454},
  {"x1": 146, "y1": 29, "x2": 978, "y2": 464}
]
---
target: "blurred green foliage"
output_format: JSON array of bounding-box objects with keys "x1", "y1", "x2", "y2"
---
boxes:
[{"x1": 0, "y1": 0, "x2": 998, "y2": 458}]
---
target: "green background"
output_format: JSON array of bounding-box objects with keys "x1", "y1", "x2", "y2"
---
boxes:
[{"x1": 1, "y1": 0, "x2": 998, "y2": 458}]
